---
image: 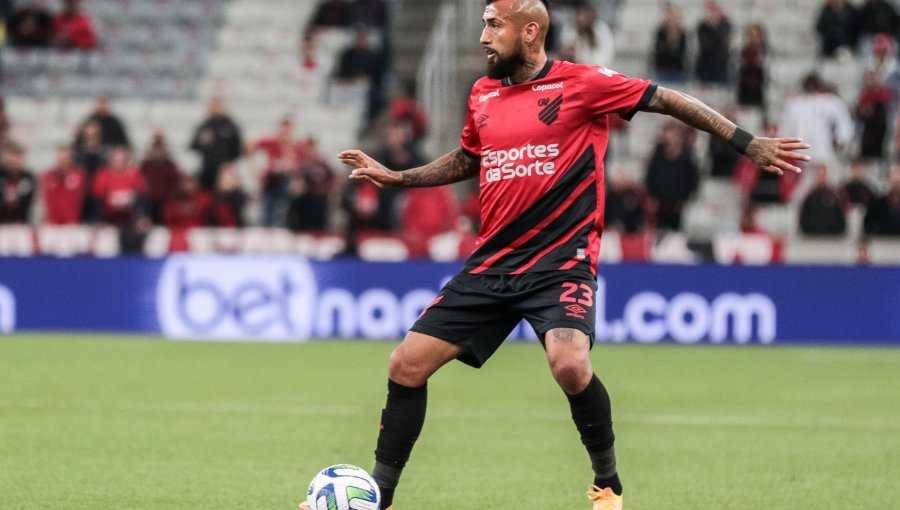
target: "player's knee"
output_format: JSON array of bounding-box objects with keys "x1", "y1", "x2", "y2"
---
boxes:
[
  {"x1": 387, "y1": 346, "x2": 429, "y2": 387},
  {"x1": 550, "y1": 357, "x2": 592, "y2": 395}
]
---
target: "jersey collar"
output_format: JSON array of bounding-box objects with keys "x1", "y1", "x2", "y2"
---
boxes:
[{"x1": 501, "y1": 59, "x2": 554, "y2": 87}]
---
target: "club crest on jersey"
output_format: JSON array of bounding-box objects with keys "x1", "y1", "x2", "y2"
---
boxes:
[{"x1": 539, "y1": 93, "x2": 563, "y2": 126}]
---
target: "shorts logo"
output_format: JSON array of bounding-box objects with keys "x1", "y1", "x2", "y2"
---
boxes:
[
  {"x1": 539, "y1": 93, "x2": 563, "y2": 126},
  {"x1": 565, "y1": 304, "x2": 587, "y2": 315}
]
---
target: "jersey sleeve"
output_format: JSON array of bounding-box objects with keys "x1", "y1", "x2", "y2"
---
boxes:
[
  {"x1": 581, "y1": 66, "x2": 656, "y2": 121},
  {"x1": 459, "y1": 94, "x2": 482, "y2": 157}
]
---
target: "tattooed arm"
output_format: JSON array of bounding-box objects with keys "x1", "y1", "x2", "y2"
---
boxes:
[
  {"x1": 338, "y1": 148, "x2": 480, "y2": 188},
  {"x1": 642, "y1": 86, "x2": 810, "y2": 175}
]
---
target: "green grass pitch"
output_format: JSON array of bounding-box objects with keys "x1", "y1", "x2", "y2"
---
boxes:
[{"x1": 1, "y1": 335, "x2": 899, "y2": 509}]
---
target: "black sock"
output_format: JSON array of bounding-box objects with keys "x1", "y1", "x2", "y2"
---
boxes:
[
  {"x1": 567, "y1": 374, "x2": 622, "y2": 496},
  {"x1": 372, "y1": 379, "x2": 427, "y2": 507}
]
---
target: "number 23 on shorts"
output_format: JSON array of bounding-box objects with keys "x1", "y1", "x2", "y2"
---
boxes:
[{"x1": 559, "y1": 282, "x2": 593, "y2": 306}]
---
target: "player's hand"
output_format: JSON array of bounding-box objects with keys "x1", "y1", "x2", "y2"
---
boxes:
[
  {"x1": 338, "y1": 149, "x2": 402, "y2": 188},
  {"x1": 745, "y1": 137, "x2": 811, "y2": 176}
]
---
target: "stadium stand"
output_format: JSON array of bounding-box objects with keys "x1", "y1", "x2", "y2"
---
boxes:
[{"x1": 1, "y1": 0, "x2": 898, "y2": 264}]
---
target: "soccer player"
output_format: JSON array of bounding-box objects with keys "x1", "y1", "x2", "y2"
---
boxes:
[{"x1": 320, "y1": 0, "x2": 809, "y2": 508}]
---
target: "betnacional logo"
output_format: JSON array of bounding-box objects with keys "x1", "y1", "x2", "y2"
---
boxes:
[
  {"x1": 594, "y1": 277, "x2": 777, "y2": 344},
  {"x1": 532, "y1": 82, "x2": 563, "y2": 92},
  {"x1": 482, "y1": 143, "x2": 560, "y2": 183},
  {"x1": 156, "y1": 256, "x2": 447, "y2": 341},
  {"x1": 0, "y1": 284, "x2": 16, "y2": 333},
  {"x1": 156, "y1": 256, "x2": 317, "y2": 340},
  {"x1": 479, "y1": 90, "x2": 499, "y2": 103}
]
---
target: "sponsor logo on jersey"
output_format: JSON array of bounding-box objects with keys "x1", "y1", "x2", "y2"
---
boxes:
[
  {"x1": 482, "y1": 143, "x2": 560, "y2": 183},
  {"x1": 532, "y1": 82, "x2": 563, "y2": 92},
  {"x1": 479, "y1": 90, "x2": 500, "y2": 103}
]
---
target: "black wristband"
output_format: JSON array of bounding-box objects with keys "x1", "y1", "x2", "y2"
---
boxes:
[{"x1": 729, "y1": 127, "x2": 754, "y2": 154}]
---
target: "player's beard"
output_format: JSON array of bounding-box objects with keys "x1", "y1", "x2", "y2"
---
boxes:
[{"x1": 486, "y1": 41, "x2": 527, "y2": 80}]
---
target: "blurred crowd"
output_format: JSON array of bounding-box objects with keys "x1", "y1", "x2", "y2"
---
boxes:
[
  {"x1": 542, "y1": 0, "x2": 900, "y2": 243},
  {"x1": 2, "y1": 0, "x2": 96, "y2": 49},
  {"x1": 1, "y1": 0, "x2": 900, "y2": 260}
]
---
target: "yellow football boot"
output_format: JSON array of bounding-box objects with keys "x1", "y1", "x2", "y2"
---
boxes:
[{"x1": 587, "y1": 485, "x2": 623, "y2": 510}]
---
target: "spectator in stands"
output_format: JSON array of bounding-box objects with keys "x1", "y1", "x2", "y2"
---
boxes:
[
  {"x1": 352, "y1": 0, "x2": 389, "y2": 29},
  {"x1": 815, "y1": 0, "x2": 856, "y2": 58},
  {"x1": 285, "y1": 138, "x2": 335, "y2": 231},
  {"x1": 0, "y1": 97, "x2": 10, "y2": 146},
  {"x1": 864, "y1": 34, "x2": 897, "y2": 84},
  {"x1": 373, "y1": 120, "x2": 425, "y2": 225},
  {"x1": 864, "y1": 165, "x2": 900, "y2": 236},
  {"x1": 559, "y1": 1, "x2": 615, "y2": 67},
  {"x1": 388, "y1": 80, "x2": 430, "y2": 147},
  {"x1": 52, "y1": 0, "x2": 97, "y2": 50},
  {"x1": 856, "y1": 69, "x2": 891, "y2": 162},
  {"x1": 737, "y1": 23, "x2": 767, "y2": 108},
  {"x1": 250, "y1": 116, "x2": 311, "y2": 227},
  {"x1": 0, "y1": 142, "x2": 35, "y2": 224},
  {"x1": 402, "y1": 185, "x2": 459, "y2": 258},
  {"x1": 297, "y1": 32, "x2": 323, "y2": 78},
  {"x1": 842, "y1": 160, "x2": 877, "y2": 208},
  {"x1": 72, "y1": 120, "x2": 106, "y2": 177},
  {"x1": 852, "y1": 0, "x2": 899, "y2": 54},
  {"x1": 162, "y1": 176, "x2": 211, "y2": 230},
  {"x1": 6, "y1": 3, "x2": 53, "y2": 47},
  {"x1": 605, "y1": 167, "x2": 648, "y2": 233},
  {"x1": 78, "y1": 96, "x2": 130, "y2": 149},
  {"x1": 41, "y1": 144, "x2": 87, "y2": 225},
  {"x1": 286, "y1": 174, "x2": 329, "y2": 232},
  {"x1": 139, "y1": 133, "x2": 182, "y2": 224},
  {"x1": 644, "y1": 122, "x2": 699, "y2": 231},
  {"x1": 72, "y1": 119, "x2": 106, "y2": 221},
  {"x1": 190, "y1": 96, "x2": 243, "y2": 191},
  {"x1": 779, "y1": 72, "x2": 854, "y2": 175},
  {"x1": 334, "y1": 25, "x2": 388, "y2": 123},
  {"x1": 652, "y1": 3, "x2": 687, "y2": 83},
  {"x1": 92, "y1": 145, "x2": 147, "y2": 226},
  {"x1": 799, "y1": 163, "x2": 848, "y2": 235},
  {"x1": 309, "y1": 0, "x2": 353, "y2": 29},
  {"x1": 207, "y1": 162, "x2": 247, "y2": 227},
  {"x1": 708, "y1": 105, "x2": 741, "y2": 178},
  {"x1": 695, "y1": 0, "x2": 732, "y2": 85}
]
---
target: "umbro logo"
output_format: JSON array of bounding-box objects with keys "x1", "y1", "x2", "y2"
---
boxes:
[
  {"x1": 565, "y1": 304, "x2": 587, "y2": 315},
  {"x1": 538, "y1": 94, "x2": 562, "y2": 126}
]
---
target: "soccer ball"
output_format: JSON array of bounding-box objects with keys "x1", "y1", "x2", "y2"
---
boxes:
[{"x1": 306, "y1": 464, "x2": 381, "y2": 510}]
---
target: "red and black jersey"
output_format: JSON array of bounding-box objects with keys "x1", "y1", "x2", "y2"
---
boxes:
[{"x1": 460, "y1": 59, "x2": 654, "y2": 275}]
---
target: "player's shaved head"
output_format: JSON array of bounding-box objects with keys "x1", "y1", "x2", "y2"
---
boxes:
[{"x1": 485, "y1": 0, "x2": 550, "y2": 44}]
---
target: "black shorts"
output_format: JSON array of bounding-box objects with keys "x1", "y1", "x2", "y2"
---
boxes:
[{"x1": 410, "y1": 270, "x2": 597, "y2": 368}]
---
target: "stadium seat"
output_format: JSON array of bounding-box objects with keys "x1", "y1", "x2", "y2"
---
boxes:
[
  {"x1": 784, "y1": 237, "x2": 859, "y2": 265},
  {"x1": 866, "y1": 239, "x2": 900, "y2": 266}
]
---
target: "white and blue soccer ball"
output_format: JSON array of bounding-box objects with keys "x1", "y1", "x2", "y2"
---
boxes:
[{"x1": 306, "y1": 464, "x2": 381, "y2": 510}]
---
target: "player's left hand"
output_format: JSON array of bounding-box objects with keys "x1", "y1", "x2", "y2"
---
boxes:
[{"x1": 745, "y1": 137, "x2": 811, "y2": 176}]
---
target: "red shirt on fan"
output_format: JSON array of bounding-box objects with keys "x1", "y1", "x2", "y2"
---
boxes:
[
  {"x1": 460, "y1": 60, "x2": 654, "y2": 275},
  {"x1": 42, "y1": 165, "x2": 87, "y2": 224},
  {"x1": 93, "y1": 166, "x2": 146, "y2": 224},
  {"x1": 53, "y1": 12, "x2": 98, "y2": 49}
]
